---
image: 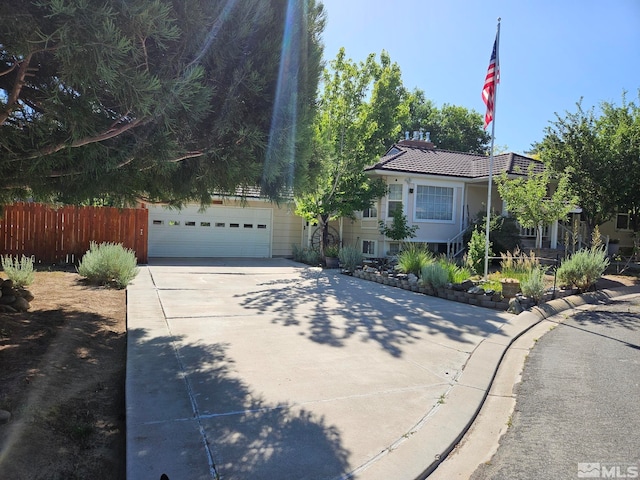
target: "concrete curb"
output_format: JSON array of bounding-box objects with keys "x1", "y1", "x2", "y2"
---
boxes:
[{"x1": 412, "y1": 284, "x2": 640, "y2": 479}]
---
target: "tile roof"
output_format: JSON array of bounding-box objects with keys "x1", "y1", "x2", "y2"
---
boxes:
[{"x1": 366, "y1": 141, "x2": 544, "y2": 179}]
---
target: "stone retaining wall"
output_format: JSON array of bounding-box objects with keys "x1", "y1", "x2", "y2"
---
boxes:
[{"x1": 351, "y1": 269, "x2": 577, "y2": 312}]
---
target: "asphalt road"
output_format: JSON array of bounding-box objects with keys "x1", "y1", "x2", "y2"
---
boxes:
[{"x1": 471, "y1": 294, "x2": 640, "y2": 480}]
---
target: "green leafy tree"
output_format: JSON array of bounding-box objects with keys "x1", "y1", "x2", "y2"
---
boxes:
[
  {"x1": 405, "y1": 89, "x2": 491, "y2": 154},
  {"x1": 295, "y1": 48, "x2": 408, "y2": 254},
  {"x1": 496, "y1": 165, "x2": 577, "y2": 249},
  {"x1": 0, "y1": 0, "x2": 324, "y2": 205},
  {"x1": 538, "y1": 92, "x2": 640, "y2": 237}
]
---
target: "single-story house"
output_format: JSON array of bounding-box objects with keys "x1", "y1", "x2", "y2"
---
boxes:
[
  {"x1": 336, "y1": 138, "x2": 553, "y2": 258},
  {"x1": 143, "y1": 138, "x2": 633, "y2": 259}
]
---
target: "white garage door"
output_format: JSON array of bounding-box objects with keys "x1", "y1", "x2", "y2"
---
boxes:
[{"x1": 147, "y1": 205, "x2": 272, "y2": 258}]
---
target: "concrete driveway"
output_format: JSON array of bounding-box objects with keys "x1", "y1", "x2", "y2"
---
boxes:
[{"x1": 126, "y1": 258, "x2": 524, "y2": 480}]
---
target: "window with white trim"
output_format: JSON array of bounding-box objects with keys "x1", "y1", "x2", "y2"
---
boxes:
[
  {"x1": 362, "y1": 240, "x2": 376, "y2": 256},
  {"x1": 363, "y1": 204, "x2": 378, "y2": 219},
  {"x1": 388, "y1": 242, "x2": 400, "y2": 255},
  {"x1": 387, "y1": 184, "x2": 403, "y2": 217},
  {"x1": 415, "y1": 185, "x2": 454, "y2": 221}
]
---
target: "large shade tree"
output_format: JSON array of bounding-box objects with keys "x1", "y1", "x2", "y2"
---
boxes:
[
  {"x1": 0, "y1": 0, "x2": 324, "y2": 205},
  {"x1": 405, "y1": 89, "x2": 491, "y2": 154},
  {"x1": 295, "y1": 48, "x2": 409, "y2": 254},
  {"x1": 537, "y1": 92, "x2": 640, "y2": 239}
]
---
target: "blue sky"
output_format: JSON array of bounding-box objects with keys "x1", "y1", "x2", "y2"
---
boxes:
[{"x1": 318, "y1": 0, "x2": 640, "y2": 154}]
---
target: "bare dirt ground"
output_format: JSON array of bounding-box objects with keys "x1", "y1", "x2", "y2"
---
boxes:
[
  {"x1": 0, "y1": 270, "x2": 126, "y2": 480},
  {"x1": 0, "y1": 268, "x2": 636, "y2": 480}
]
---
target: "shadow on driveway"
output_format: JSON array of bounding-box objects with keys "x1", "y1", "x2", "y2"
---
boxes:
[
  {"x1": 128, "y1": 327, "x2": 351, "y2": 479},
  {"x1": 235, "y1": 268, "x2": 510, "y2": 358}
]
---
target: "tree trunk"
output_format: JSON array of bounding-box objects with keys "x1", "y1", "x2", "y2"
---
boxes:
[
  {"x1": 536, "y1": 225, "x2": 543, "y2": 249},
  {"x1": 319, "y1": 214, "x2": 329, "y2": 257}
]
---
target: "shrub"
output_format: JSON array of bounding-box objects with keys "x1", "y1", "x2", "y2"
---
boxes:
[
  {"x1": 520, "y1": 267, "x2": 546, "y2": 303},
  {"x1": 324, "y1": 245, "x2": 340, "y2": 257},
  {"x1": 338, "y1": 245, "x2": 363, "y2": 272},
  {"x1": 291, "y1": 245, "x2": 321, "y2": 266},
  {"x1": 291, "y1": 244, "x2": 304, "y2": 262},
  {"x1": 420, "y1": 263, "x2": 449, "y2": 289},
  {"x1": 1, "y1": 254, "x2": 35, "y2": 287},
  {"x1": 77, "y1": 242, "x2": 138, "y2": 288},
  {"x1": 303, "y1": 248, "x2": 321, "y2": 265},
  {"x1": 437, "y1": 257, "x2": 472, "y2": 284},
  {"x1": 397, "y1": 243, "x2": 432, "y2": 276},
  {"x1": 466, "y1": 229, "x2": 492, "y2": 275},
  {"x1": 557, "y1": 247, "x2": 609, "y2": 291}
]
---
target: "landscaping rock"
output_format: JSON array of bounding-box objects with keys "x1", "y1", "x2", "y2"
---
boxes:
[
  {"x1": 12, "y1": 296, "x2": 30, "y2": 312},
  {"x1": 0, "y1": 295, "x2": 16, "y2": 305},
  {"x1": 19, "y1": 289, "x2": 35, "y2": 302},
  {"x1": 453, "y1": 280, "x2": 475, "y2": 291},
  {"x1": 0, "y1": 278, "x2": 34, "y2": 312},
  {"x1": 508, "y1": 297, "x2": 525, "y2": 314}
]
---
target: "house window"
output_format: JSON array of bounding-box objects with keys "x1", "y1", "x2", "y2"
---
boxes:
[
  {"x1": 185, "y1": 221, "x2": 196, "y2": 226},
  {"x1": 388, "y1": 242, "x2": 400, "y2": 255},
  {"x1": 363, "y1": 204, "x2": 378, "y2": 219},
  {"x1": 200, "y1": 222, "x2": 211, "y2": 227},
  {"x1": 168, "y1": 220, "x2": 180, "y2": 226},
  {"x1": 415, "y1": 185, "x2": 454, "y2": 221},
  {"x1": 362, "y1": 240, "x2": 376, "y2": 256},
  {"x1": 616, "y1": 213, "x2": 634, "y2": 230},
  {"x1": 387, "y1": 184, "x2": 403, "y2": 217}
]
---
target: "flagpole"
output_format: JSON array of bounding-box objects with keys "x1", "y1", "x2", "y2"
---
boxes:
[{"x1": 483, "y1": 18, "x2": 500, "y2": 280}]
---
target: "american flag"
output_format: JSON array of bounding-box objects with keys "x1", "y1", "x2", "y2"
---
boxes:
[{"x1": 482, "y1": 34, "x2": 500, "y2": 130}]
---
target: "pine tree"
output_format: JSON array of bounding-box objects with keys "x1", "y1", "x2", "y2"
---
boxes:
[{"x1": 0, "y1": 0, "x2": 325, "y2": 205}]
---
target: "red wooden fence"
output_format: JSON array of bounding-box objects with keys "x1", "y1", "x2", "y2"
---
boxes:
[{"x1": 0, "y1": 203, "x2": 148, "y2": 264}]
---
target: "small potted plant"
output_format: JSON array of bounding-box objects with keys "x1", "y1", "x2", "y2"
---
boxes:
[{"x1": 323, "y1": 245, "x2": 340, "y2": 268}]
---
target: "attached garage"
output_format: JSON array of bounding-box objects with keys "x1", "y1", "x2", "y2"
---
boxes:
[{"x1": 147, "y1": 204, "x2": 273, "y2": 258}]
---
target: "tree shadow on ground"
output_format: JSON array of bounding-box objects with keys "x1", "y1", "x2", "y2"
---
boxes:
[
  {"x1": 0, "y1": 309, "x2": 126, "y2": 480},
  {"x1": 235, "y1": 267, "x2": 511, "y2": 357},
  {"x1": 128, "y1": 328, "x2": 351, "y2": 480},
  {"x1": 564, "y1": 297, "x2": 640, "y2": 350}
]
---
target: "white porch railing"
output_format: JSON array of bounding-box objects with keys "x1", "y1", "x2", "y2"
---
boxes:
[{"x1": 447, "y1": 227, "x2": 471, "y2": 259}]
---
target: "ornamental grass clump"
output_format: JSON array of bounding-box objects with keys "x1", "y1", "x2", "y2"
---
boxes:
[
  {"x1": 1, "y1": 254, "x2": 35, "y2": 287},
  {"x1": 557, "y1": 247, "x2": 609, "y2": 291},
  {"x1": 397, "y1": 243, "x2": 432, "y2": 277},
  {"x1": 77, "y1": 242, "x2": 138, "y2": 289},
  {"x1": 338, "y1": 245, "x2": 363, "y2": 273},
  {"x1": 437, "y1": 257, "x2": 472, "y2": 284},
  {"x1": 500, "y1": 246, "x2": 539, "y2": 282}
]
